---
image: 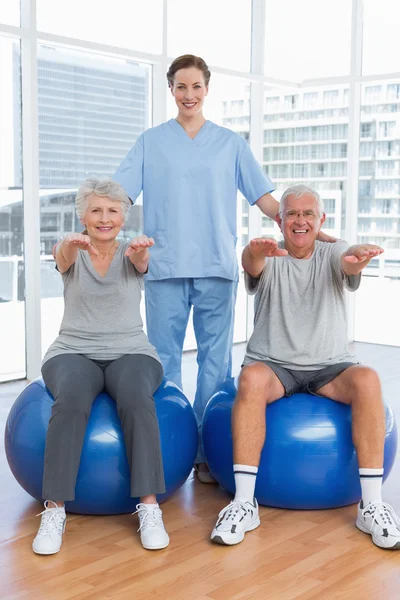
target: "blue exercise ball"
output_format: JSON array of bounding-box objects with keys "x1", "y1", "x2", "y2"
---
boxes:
[
  {"x1": 202, "y1": 377, "x2": 398, "y2": 509},
  {"x1": 5, "y1": 377, "x2": 198, "y2": 515}
]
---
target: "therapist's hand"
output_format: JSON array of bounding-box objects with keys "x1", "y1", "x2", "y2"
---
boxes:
[
  {"x1": 317, "y1": 230, "x2": 337, "y2": 243},
  {"x1": 125, "y1": 235, "x2": 154, "y2": 257}
]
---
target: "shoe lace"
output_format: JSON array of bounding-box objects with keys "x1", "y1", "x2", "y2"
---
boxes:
[
  {"x1": 36, "y1": 501, "x2": 65, "y2": 536},
  {"x1": 133, "y1": 503, "x2": 163, "y2": 532},
  {"x1": 217, "y1": 500, "x2": 249, "y2": 524},
  {"x1": 362, "y1": 501, "x2": 399, "y2": 533}
]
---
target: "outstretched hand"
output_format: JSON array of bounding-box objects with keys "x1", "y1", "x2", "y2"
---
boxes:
[
  {"x1": 343, "y1": 244, "x2": 384, "y2": 264},
  {"x1": 65, "y1": 233, "x2": 99, "y2": 255},
  {"x1": 249, "y1": 237, "x2": 288, "y2": 258},
  {"x1": 125, "y1": 235, "x2": 154, "y2": 257}
]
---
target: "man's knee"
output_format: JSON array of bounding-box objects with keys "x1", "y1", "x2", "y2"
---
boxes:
[
  {"x1": 348, "y1": 366, "x2": 382, "y2": 397},
  {"x1": 237, "y1": 363, "x2": 278, "y2": 404}
]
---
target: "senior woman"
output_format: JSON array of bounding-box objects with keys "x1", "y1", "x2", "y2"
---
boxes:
[{"x1": 33, "y1": 178, "x2": 169, "y2": 555}]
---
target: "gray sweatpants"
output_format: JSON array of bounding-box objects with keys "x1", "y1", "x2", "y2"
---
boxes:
[{"x1": 41, "y1": 353, "x2": 165, "y2": 501}]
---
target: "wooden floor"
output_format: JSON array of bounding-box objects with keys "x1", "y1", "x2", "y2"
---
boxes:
[{"x1": 1, "y1": 344, "x2": 400, "y2": 600}]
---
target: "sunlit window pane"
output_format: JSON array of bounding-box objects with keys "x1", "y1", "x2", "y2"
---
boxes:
[
  {"x1": 37, "y1": 0, "x2": 163, "y2": 54},
  {"x1": 168, "y1": 0, "x2": 251, "y2": 72},
  {"x1": 264, "y1": 0, "x2": 351, "y2": 81},
  {"x1": 0, "y1": 1, "x2": 19, "y2": 27},
  {"x1": 362, "y1": 0, "x2": 400, "y2": 76}
]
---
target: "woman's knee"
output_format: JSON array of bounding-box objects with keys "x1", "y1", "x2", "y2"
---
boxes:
[
  {"x1": 43, "y1": 355, "x2": 104, "y2": 401},
  {"x1": 106, "y1": 355, "x2": 163, "y2": 397}
]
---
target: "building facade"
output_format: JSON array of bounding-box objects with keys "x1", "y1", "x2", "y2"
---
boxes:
[{"x1": 223, "y1": 83, "x2": 400, "y2": 255}]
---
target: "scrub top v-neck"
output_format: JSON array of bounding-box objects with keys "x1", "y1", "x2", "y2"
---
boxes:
[
  {"x1": 168, "y1": 118, "x2": 212, "y2": 145},
  {"x1": 114, "y1": 119, "x2": 275, "y2": 281}
]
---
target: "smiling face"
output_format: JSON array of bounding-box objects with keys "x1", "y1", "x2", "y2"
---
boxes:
[
  {"x1": 276, "y1": 192, "x2": 326, "y2": 256},
  {"x1": 170, "y1": 67, "x2": 208, "y2": 118},
  {"x1": 81, "y1": 194, "x2": 125, "y2": 243}
]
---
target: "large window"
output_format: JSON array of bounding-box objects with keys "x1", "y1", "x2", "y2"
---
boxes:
[{"x1": 0, "y1": 37, "x2": 25, "y2": 381}]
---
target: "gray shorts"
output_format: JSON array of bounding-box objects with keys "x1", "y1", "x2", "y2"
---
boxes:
[{"x1": 243, "y1": 360, "x2": 358, "y2": 397}]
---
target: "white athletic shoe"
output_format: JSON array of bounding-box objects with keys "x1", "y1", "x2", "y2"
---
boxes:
[
  {"x1": 134, "y1": 503, "x2": 170, "y2": 550},
  {"x1": 356, "y1": 501, "x2": 400, "y2": 550},
  {"x1": 32, "y1": 501, "x2": 66, "y2": 555},
  {"x1": 211, "y1": 499, "x2": 260, "y2": 545}
]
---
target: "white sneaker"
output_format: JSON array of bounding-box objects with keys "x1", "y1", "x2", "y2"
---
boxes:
[
  {"x1": 32, "y1": 501, "x2": 66, "y2": 555},
  {"x1": 356, "y1": 501, "x2": 400, "y2": 550},
  {"x1": 211, "y1": 499, "x2": 260, "y2": 545},
  {"x1": 134, "y1": 503, "x2": 170, "y2": 550}
]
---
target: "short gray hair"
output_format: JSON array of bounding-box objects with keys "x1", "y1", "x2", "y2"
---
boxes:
[
  {"x1": 75, "y1": 178, "x2": 131, "y2": 218},
  {"x1": 280, "y1": 185, "x2": 324, "y2": 215}
]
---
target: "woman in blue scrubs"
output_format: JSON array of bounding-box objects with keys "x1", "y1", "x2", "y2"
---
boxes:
[{"x1": 114, "y1": 55, "x2": 332, "y2": 481}]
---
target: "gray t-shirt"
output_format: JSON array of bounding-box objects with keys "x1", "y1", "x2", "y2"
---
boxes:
[
  {"x1": 42, "y1": 242, "x2": 160, "y2": 366},
  {"x1": 243, "y1": 240, "x2": 361, "y2": 371}
]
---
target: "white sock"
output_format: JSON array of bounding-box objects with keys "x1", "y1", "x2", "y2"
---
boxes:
[
  {"x1": 359, "y1": 468, "x2": 383, "y2": 506},
  {"x1": 233, "y1": 464, "x2": 258, "y2": 503}
]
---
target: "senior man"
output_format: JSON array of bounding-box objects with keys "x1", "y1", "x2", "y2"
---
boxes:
[{"x1": 211, "y1": 184, "x2": 400, "y2": 550}]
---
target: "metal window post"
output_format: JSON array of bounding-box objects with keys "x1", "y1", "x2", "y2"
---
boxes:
[{"x1": 20, "y1": 0, "x2": 42, "y2": 379}]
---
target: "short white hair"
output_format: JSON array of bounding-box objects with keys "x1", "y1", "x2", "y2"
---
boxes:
[
  {"x1": 75, "y1": 178, "x2": 131, "y2": 219},
  {"x1": 280, "y1": 185, "x2": 324, "y2": 214}
]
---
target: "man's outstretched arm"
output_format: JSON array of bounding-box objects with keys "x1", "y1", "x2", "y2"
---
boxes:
[
  {"x1": 341, "y1": 244, "x2": 384, "y2": 276},
  {"x1": 242, "y1": 237, "x2": 288, "y2": 278}
]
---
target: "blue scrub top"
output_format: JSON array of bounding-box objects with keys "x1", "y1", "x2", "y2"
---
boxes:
[{"x1": 114, "y1": 119, "x2": 275, "y2": 281}]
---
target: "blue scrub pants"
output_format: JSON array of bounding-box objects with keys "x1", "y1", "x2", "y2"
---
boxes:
[{"x1": 145, "y1": 277, "x2": 238, "y2": 463}]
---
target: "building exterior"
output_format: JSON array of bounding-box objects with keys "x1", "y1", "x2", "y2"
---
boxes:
[
  {"x1": 223, "y1": 83, "x2": 400, "y2": 256},
  {"x1": 36, "y1": 45, "x2": 149, "y2": 190}
]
